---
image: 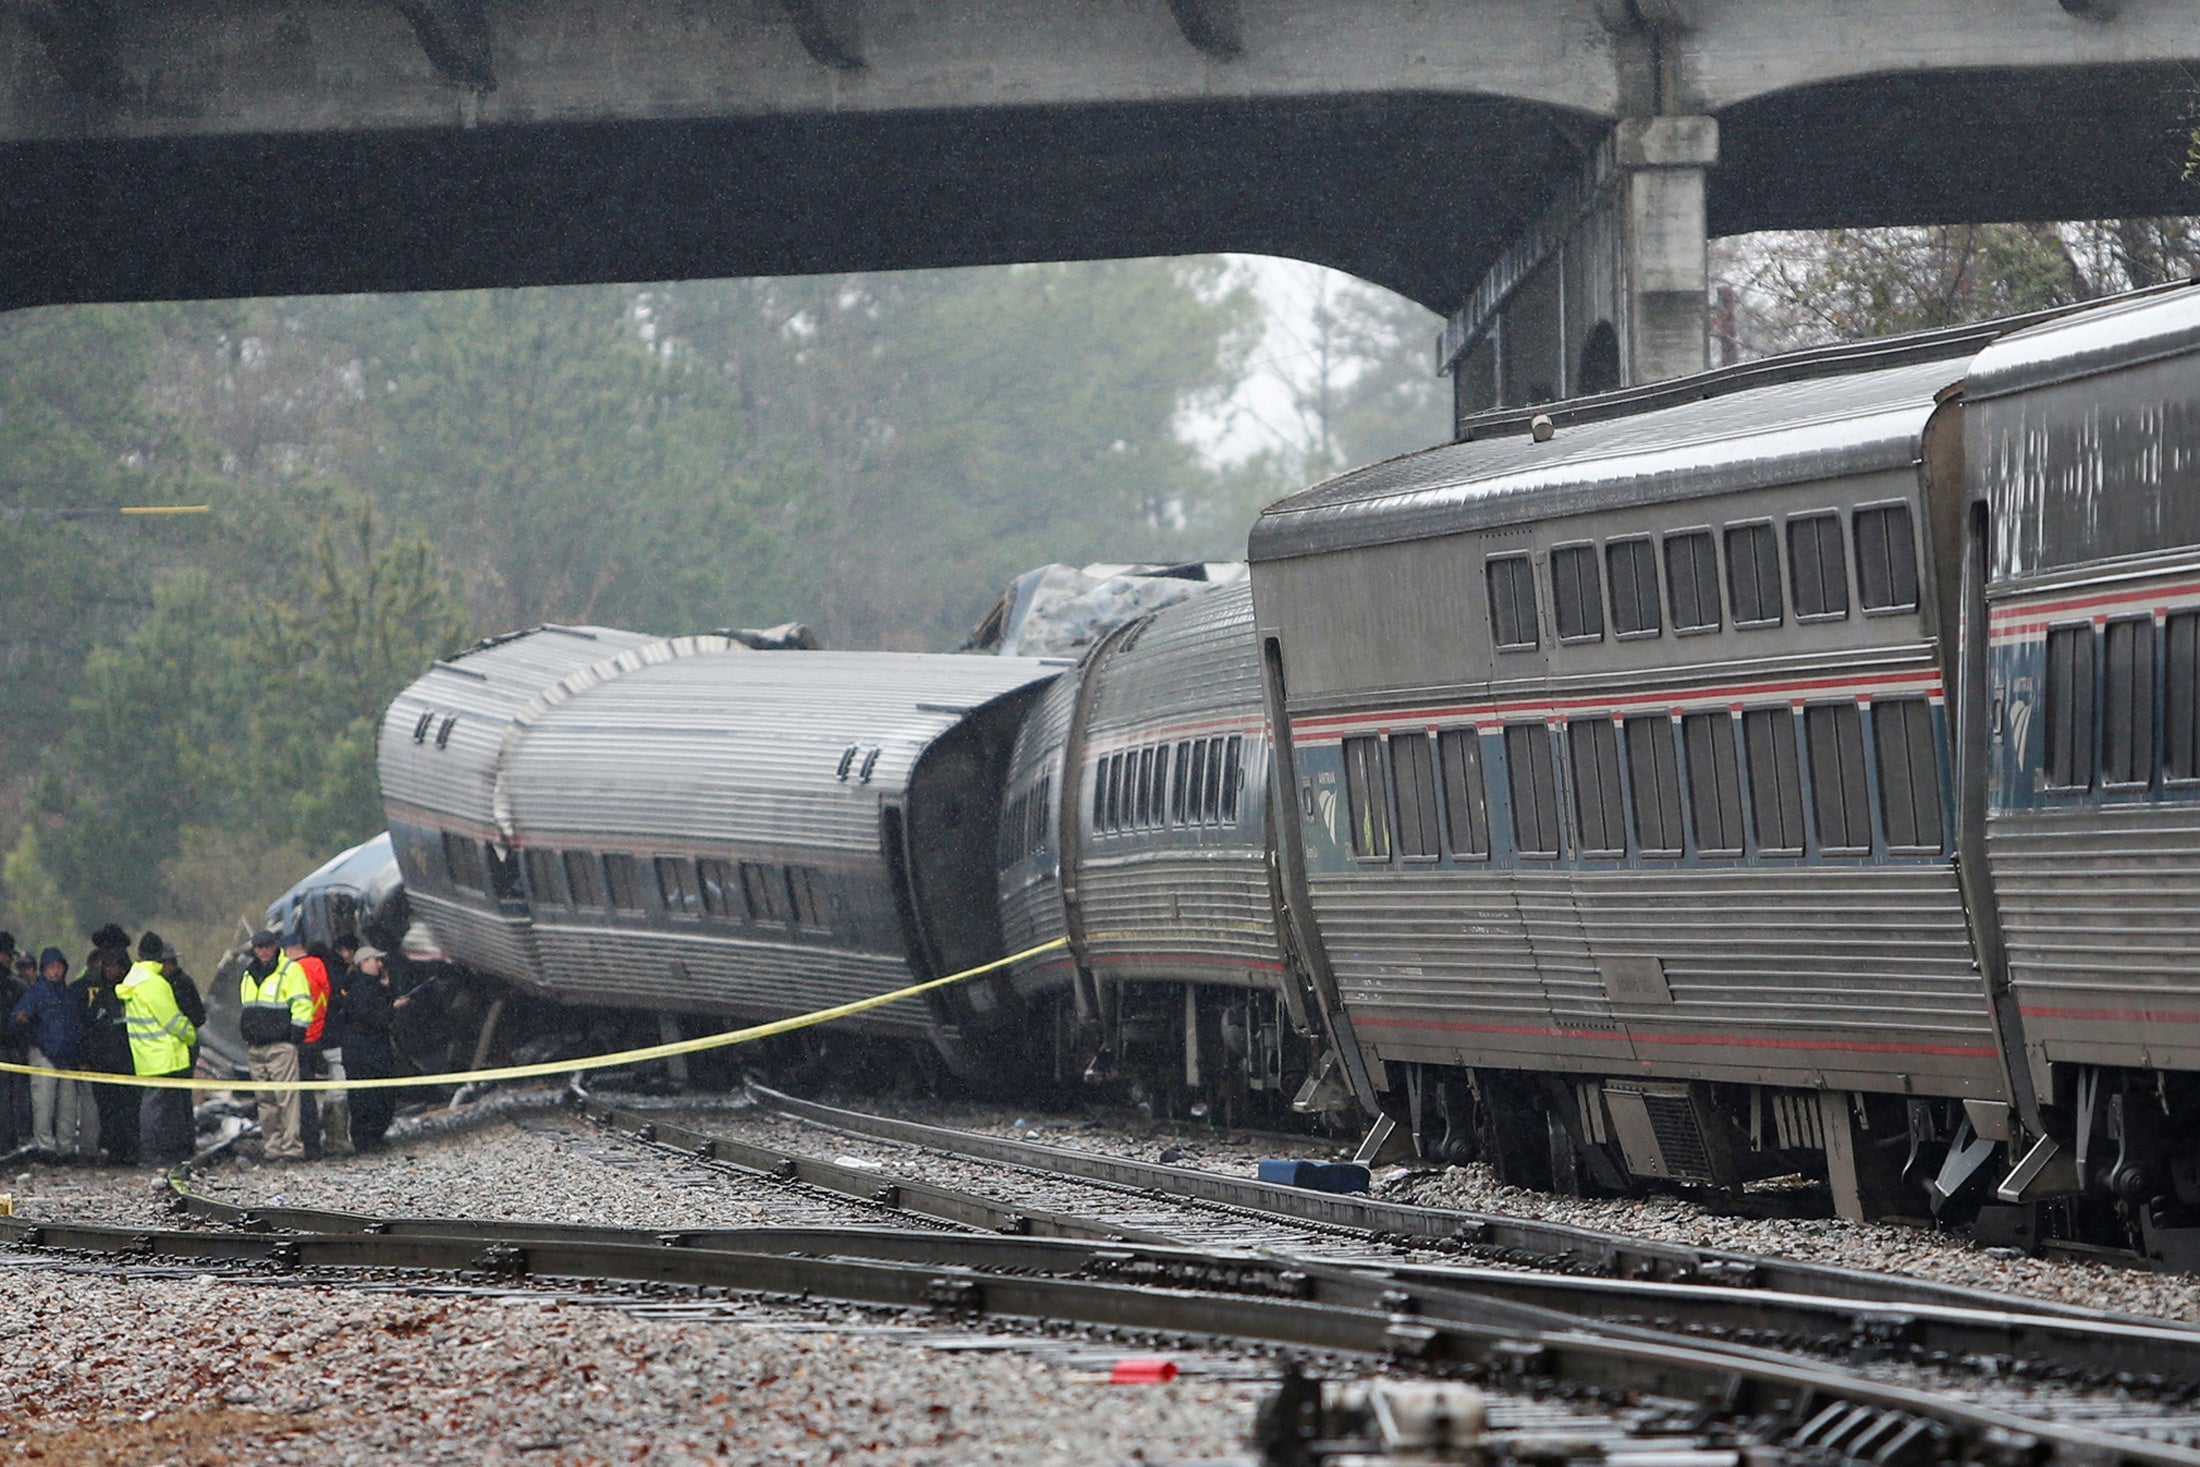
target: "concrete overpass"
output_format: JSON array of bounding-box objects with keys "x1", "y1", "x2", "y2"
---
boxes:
[{"x1": 3, "y1": 0, "x2": 2195, "y2": 421}]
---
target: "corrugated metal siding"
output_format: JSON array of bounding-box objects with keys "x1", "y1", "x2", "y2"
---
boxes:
[
  {"x1": 1088, "y1": 582, "x2": 1264, "y2": 735},
  {"x1": 999, "y1": 674, "x2": 1075, "y2": 992},
  {"x1": 502, "y1": 652, "x2": 1056, "y2": 849},
  {"x1": 380, "y1": 626, "x2": 660, "y2": 833},
  {"x1": 1990, "y1": 807, "x2": 2200, "y2": 1070},
  {"x1": 1072, "y1": 585, "x2": 1285, "y2": 988},
  {"x1": 529, "y1": 925, "x2": 931, "y2": 1033},
  {"x1": 1252, "y1": 361, "x2": 1950, "y2": 562},
  {"x1": 407, "y1": 889, "x2": 543, "y2": 989},
  {"x1": 1323, "y1": 866, "x2": 2003, "y2": 1094}
]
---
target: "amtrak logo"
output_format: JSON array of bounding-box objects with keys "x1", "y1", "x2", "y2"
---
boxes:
[
  {"x1": 1315, "y1": 787, "x2": 1340, "y2": 845},
  {"x1": 2006, "y1": 695, "x2": 2032, "y2": 770}
]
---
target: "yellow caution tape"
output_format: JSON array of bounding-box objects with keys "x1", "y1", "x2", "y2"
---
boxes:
[
  {"x1": 118, "y1": 504, "x2": 212, "y2": 515},
  {"x1": 0, "y1": 936, "x2": 1068, "y2": 1093}
]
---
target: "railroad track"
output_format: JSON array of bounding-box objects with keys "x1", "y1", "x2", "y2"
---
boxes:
[
  {"x1": 10, "y1": 1193, "x2": 2200, "y2": 1467},
  {"x1": 15, "y1": 1087, "x2": 2200, "y2": 1463}
]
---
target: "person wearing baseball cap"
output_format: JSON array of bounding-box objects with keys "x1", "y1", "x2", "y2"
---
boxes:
[
  {"x1": 341, "y1": 945, "x2": 400, "y2": 1150},
  {"x1": 236, "y1": 928, "x2": 312, "y2": 1160}
]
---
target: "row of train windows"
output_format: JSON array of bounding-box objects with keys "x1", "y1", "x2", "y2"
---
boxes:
[
  {"x1": 1338, "y1": 698, "x2": 1944, "y2": 863},
  {"x1": 443, "y1": 830, "x2": 830, "y2": 930},
  {"x1": 2041, "y1": 612, "x2": 2200, "y2": 789},
  {"x1": 998, "y1": 771, "x2": 1057, "y2": 867},
  {"x1": 1487, "y1": 504, "x2": 1919, "y2": 651},
  {"x1": 1093, "y1": 734, "x2": 1246, "y2": 836}
]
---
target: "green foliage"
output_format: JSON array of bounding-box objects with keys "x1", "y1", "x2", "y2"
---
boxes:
[
  {"x1": 33, "y1": 509, "x2": 469, "y2": 926},
  {"x1": 0, "y1": 827, "x2": 76, "y2": 954}
]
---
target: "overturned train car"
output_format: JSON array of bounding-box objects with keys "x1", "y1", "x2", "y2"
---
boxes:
[{"x1": 378, "y1": 625, "x2": 1062, "y2": 1075}]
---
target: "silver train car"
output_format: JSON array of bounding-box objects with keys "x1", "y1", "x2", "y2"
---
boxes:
[
  {"x1": 1248, "y1": 282, "x2": 2200, "y2": 1247},
  {"x1": 378, "y1": 625, "x2": 1062, "y2": 1071},
  {"x1": 993, "y1": 581, "x2": 1357, "y2": 1117}
]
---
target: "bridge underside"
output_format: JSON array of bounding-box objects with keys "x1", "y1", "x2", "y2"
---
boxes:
[{"x1": 3, "y1": 63, "x2": 2192, "y2": 316}]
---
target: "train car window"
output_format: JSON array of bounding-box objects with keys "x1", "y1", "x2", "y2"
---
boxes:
[
  {"x1": 1105, "y1": 752, "x2": 1126, "y2": 833},
  {"x1": 442, "y1": 831, "x2": 485, "y2": 892},
  {"x1": 563, "y1": 851, "x2": 602, "y2": 908},
  {"x1": 1788, "y1": 514, "x2": 1851, "y2": 620},
  {"x1": 2168, "y1": 612, "x2": 2200, "y2": 781},
  {"x1": 786, "y1": 867, "x2": 828, "y2": 930},
  {"x1": 1568, "y1": 719, "x2": 1628, "y2": 856},
  {"x1": 1171, "y1": 743, "x2": 1192, "y2": 823},
  {"x1": 2102, "y1": 616, "x2": 2156, "y2": 787},
  {"x1": 1390, "y1": 733, "x2": 1441, "y2": 859},
  {"x1": 1872, "y1": 699, "x2": 1944, "y2": 851},
  {"x1": 1504, "y1": 724, "x2": 1563, "y2": 858},
  {"x1": 1625, "y1": 716, "x2": 1685, "y2": 856},
  {"x1": 2043, "y1": 625, "x2": 2097, "y2": 790},
  {"x1": 1606, "y1": 538, "x2": 1661, "y2": 637},
  {"x1": 1742, "y1": 709, "x2": 1806, "y2": 854},
  {"x1": 524, "y1": 848, "x2": 565, "y2": 907},
  {"x1": 603, "y1": 853, "x2": 644, "y2": 912},
  {"x1": 1204, "y1": 738, "x2": 1228, "y2": 823},
  {"x1": 486, "y1": 844, "x2": 524, "y2": 904},
  {"x1": 1130, "y1": 746, "x2": 1151, "y2": 829},
  {"x1": 998, "y1": 790, "x2": 1024, "y2": 865},
  {"x1": 1665, "y1": 531, "x2": 1722, "y2": 633},
  {"x1": 1342, "y1": 736, "x2": 1392, "y2": 859},
  {"x1": 1221, "y1": 736, "x2": 1244, "y2": 823},
  {"x1": 1551, "y1": 544, "x2": 1605, "y2": 643},
  {"x1": 1725, "y1": 523, "x2": 1784, "y2": 628},
  {"x1": 1186, "y1": 739, "x2": 1210, "y2": 825},
  {"x1": 1437, "y1": 729, "x2": 1491, "y2": 858},
  {"x1": 697, "y1": 858, "x2": 736, "y2": 918},
  {"x1": 1803, "y1": 703, "x2": 1872, "y2": 851},
  {"x1": 1486, "y1": 555, "x2": 1539, "y2": 650},
  {"x1": 740, "y1": 860, "x2": 788, "y2": 923},
  {"x1": 1682, "y1": 713, "x2": 1746, "y2": 855},
  {"x1": 1030, "y1": 773, "x2": 1052, "y2": 853},
  {"x1": 655, "y1": 857, "x2": 702, "y2": 918},
  {"x1": 1853, "y1": 504, "x2": 1920, "y2": 612}
]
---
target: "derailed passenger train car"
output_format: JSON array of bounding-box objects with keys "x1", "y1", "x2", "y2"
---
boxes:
[
  {"x1": 1970, "y1": 289, "x2": 2200, "y2": 1252},
  {"x1": 379, "y1": 626, "x2": 1061, "y2": 1070},
  {"x1": 1248, "y1": 344, "x2": 2013, "y2": 1214},
  {"x1": 994, "y1": 580, "x2": 1350, "y2": 1115}
]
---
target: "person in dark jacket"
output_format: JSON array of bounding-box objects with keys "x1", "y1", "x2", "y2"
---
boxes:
[
  {"x1": 160, "y1": 940, "x2": 207, "y2": 1069},
  {"x1": 12, "y1": 947, "x2": 83, "y2": 1158},
  {"x1": 72, "y1": 926, "x2": 137, "y2": 1165},
  {"x1": 341, "y1": 945, "x2": 400, "y2": 1151},
  {"x1": 0, "y1": 933, "x2": 26, "y2": 1153}
]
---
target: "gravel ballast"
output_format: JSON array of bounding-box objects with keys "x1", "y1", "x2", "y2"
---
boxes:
[{"x1": 0, "y1": 1264, "x2": 1264, "y2": 1465}]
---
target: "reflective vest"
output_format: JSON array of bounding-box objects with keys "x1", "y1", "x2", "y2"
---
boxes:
[
  {"x1": 117, "y1": 960, "x2": 194, "y2": 1076},
  {"x1": 239, "y1": 956, "x2": 314, "y2": 1041}
]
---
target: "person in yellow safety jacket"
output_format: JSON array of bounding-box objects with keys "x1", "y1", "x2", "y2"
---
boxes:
[
  {"x1": 119, "y1": 930, "x2": 198, "y2": 1167},
  {"x1": 237, "y1": 928, "x2": 313, "y2": 1161}
]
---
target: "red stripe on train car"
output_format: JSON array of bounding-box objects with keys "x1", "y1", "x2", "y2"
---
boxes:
[
  {"x1": 2020, "y1": 1004, "x2": 2200, "y2": 1024},
  {"x1": 1356, "y1": 1014, "x2": 1997, "y2": 1058},
  {"x1": 1289, "y1": 670, "x2": 1944, "y2": 738}
]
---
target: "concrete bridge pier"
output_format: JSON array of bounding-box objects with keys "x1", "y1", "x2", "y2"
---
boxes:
[{"x1": 1442, "y1": 116, "x2": 1719, "y2": 431}]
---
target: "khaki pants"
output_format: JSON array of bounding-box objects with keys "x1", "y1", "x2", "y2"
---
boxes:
[
  {"x1": 321, "y1": 1047, "x2": 352, "y2": 1155},
  {"x1": 27, "y1": 1048, "x2": 79, "y2": 1155},
  {"x1": 248, "y1": 1042, "x2": 303, "y2": 1159}
]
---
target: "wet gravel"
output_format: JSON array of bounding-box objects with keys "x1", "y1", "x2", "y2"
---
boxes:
[
  {"x1": 0, "y1": 1262, "x2": 1267, "y2": 1465},
  {"x1": 4, "y1": 1110, "x2": 895, "y2": 1233},
  {"x1": 756, "y1": 1092, "x2": 2200, "y2": 1323}
]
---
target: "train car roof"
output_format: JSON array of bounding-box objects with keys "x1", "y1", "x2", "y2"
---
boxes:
[
  {"x1": 1965, "y1": 280, "x2": 2200, "y2": 402},
  {"x1": 1249, "y1": 357, "x2": 1960, "y2": 563},
  {"x1": 380, "y1": 623, "x2": 736, "y2": 833},
  {"x1": 499, "y1": 651, "x2": 1062, "y2": 848}
]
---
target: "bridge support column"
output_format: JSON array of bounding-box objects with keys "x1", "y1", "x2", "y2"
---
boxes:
[{"x1": 1440, "y1": 117, "x2": 1718, "y2": 432}]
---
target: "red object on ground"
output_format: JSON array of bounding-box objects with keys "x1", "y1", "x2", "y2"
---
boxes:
[{"x1": 1110, "y1": 1358, "x2": 1178, "y2": 1384}]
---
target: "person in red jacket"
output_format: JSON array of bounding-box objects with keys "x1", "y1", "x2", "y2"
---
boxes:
[{"x1": 283, "y1": 935, "x2": 330, "y2": 1159}]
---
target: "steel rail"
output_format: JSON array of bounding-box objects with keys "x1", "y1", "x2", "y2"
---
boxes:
[
  {"x1": 6, "y1": 1211, "x2": 2197, "y2": 1467},
  {"x1": 746, "y1": 1082, "x2": 2169, "y2": 1326}
]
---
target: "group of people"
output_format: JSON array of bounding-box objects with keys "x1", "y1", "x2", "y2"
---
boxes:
[
  {"x1": 0, "y1": 924, "x2": 404, "y2": 1166},
  {"x1": 233, "y1": 928, "x2": 403, "y2": 1162}
]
